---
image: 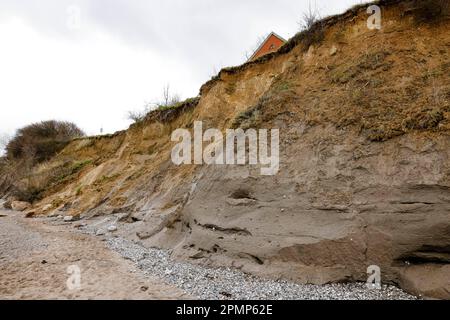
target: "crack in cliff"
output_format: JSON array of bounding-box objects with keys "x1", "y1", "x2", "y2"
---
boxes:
[{"x1": 195, "y1": 221, "x2": 252, "y2": 237}]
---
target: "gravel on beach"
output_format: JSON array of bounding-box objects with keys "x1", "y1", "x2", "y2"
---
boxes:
[{"x1": 105, "y1": 236, "x2": 417, "y2": 300}]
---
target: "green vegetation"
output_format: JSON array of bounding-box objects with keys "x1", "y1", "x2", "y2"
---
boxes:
[
  {"x1": 75, "y1": 185, "x2": 83, "y2": 196},
  {"x1": 129, "y1": 96, "x2": 200, "y2": 126},
  {"x1": 157, "y1": 97, "x2": 198, "y2": 111},
  {"x1": 71, "y1": 160, "x2": 92, "y2": 174},
  {"x1": 273, "y1": 81, "x2": 292, "y2": 92}
]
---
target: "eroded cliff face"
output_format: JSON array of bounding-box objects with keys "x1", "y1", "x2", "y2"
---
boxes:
[
  {"x1": 165, "y1": 128, "x2": 450, "y2": 299},
  {"x1": 18, "y1": 0, "x2": 450, "y2": 298}
]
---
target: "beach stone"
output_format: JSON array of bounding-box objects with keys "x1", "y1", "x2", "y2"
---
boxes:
[{"x1": 11, "y1": 201, "x2": 31, "y2": 212}]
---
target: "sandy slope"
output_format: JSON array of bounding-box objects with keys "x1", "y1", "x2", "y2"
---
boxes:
[
  {"x1": 1, "y1": 1, "x2": 449, "y2": 299},
  {"x1": 0, "y1": 210, "x2": 189, "y2": 300}
]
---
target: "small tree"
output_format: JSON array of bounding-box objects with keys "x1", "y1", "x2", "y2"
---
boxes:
[
  {"x1": 159, "y1": 84, "x2": 181, "y2": 109},
  {"x1": 298, "y1": 2, "x2": 325, "y2": 49},
  {"x1": 127, "y1": 84, "x2": 181, "y2": 123},
  {"x1": 299, "y1": 2, "x2": 321, "y2": 31}
]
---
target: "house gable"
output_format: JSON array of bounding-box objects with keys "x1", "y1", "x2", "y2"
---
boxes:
[{"x1": 248, "y1": 32, "x2": 287, "y2": 61}]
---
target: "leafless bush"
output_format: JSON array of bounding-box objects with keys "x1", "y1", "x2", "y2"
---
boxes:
[
  {"x1": 127, "y1": 103, "x2": 152, "y2": 123},
  {"x1": 127, "y1": 84, "x2": 181, "y2": 123},
  {"x1": 1, "y1": 121, "x2": 84, "y2": 200},
  {"x1": 159, "y1": 84, "x2": 181, "y2": 109},
  {"x1": 299, "y1": 2, "x2": 321, "y2": 31},
  {"x1": 5, "y1": 120, "x2": 85, "y2": 164},
  {"x1": 298, "y1": 2, "x2": 325, "y2": 49}
]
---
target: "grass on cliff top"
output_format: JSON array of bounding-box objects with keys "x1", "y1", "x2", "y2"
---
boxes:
[{"x1": 156, "y1": 97, "x2": 200, "y2": 111}]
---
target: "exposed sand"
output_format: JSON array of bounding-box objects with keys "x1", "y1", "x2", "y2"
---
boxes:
[{"x1": 0, "y1": 210, "x2": 189, "y2": 300}]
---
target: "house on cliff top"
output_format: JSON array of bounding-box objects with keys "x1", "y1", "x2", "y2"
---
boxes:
[{"x1": 248, "y1": 32, "x2": 287, "y2": 61}]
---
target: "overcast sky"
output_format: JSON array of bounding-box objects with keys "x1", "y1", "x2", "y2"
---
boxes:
[{"x1": 0, "y1": 0, "x2": 365, "y2": 137}]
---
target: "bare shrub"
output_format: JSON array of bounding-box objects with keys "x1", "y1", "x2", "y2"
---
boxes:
[
  {"x1": 0, "y1": 121, "x2": 84, "y2": 201},
  {"x1": 6, "y1": 120, "x2": 85, "y2": 164},
  {"x1": 298, "y1": 2, "x2": 325, "y2": 48},
  {"x1": 299, "y1": 2, "x2": 322, "y2": 31},
  {"x1": 127, "y1": 103, "x2": 152, "y2": 123},
  {"x1": 159, "y1": 84, "x2": 181, "y2": 109},
  {"x1": 127, "y1": 84, "x2": 182, "y2": 123}
]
